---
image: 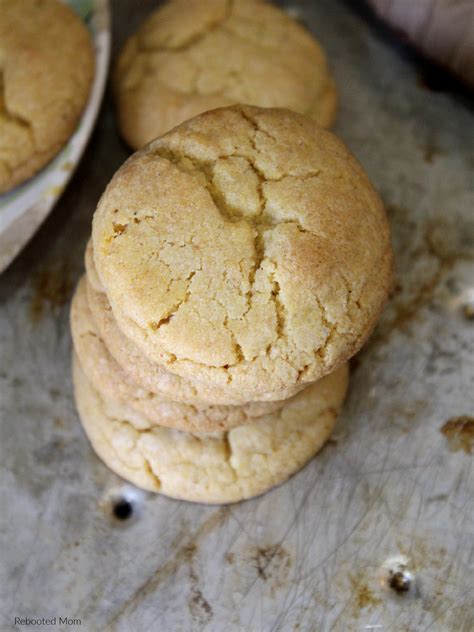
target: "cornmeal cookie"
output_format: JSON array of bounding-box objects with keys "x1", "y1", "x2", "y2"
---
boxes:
[
  {"x1": 92, "y1": 106, "x2": 392, "y2": 400},
  {"x1": 86, "y1": 254, "x2": 306, "y2": 405},
  {"x1": 0, "y1": 0, "x2": 94, "y2": 194},
  {"x1": 84, "y1": 239, "x2": 103, "y2": 293},
  {"x1": 73, "y1": 355, "x2": 349, "y2": 503},
  {"x1": 72, "y1": 277, "x2": 283, "y2": 431},
  {"x1": 114, "y1": 0, "x2": 337, "y2": 149}
]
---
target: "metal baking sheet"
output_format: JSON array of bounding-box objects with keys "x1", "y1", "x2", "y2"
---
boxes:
[{"x1": 1, "y1": 1, "x2": 473, "y2": 630}]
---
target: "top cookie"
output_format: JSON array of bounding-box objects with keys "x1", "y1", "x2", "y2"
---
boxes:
[
  {"x1": 0, "y1": 0, "x2": 94, "y2": 194},
  {"x1": 114, "y1": 0, "x2": 337, "y2": 149},
  {"x1": 92, "y1": 105, "x2": 392, "y2": 400}
]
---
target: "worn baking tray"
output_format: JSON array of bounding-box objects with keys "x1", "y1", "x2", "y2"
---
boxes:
[{"x1": 0, "y1": 1, "x2": 473, "y2": 630}]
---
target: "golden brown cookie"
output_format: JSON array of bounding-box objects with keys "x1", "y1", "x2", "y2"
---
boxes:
[
  {"x1": 0, "y1": 0, "x2": 94, "y2": 193},
  {"x1": 114, "y1": 0, "x2": 337, "y2": 149},
  {"x1": 73, "y1": 354, "x2": 349, "y2": 503},
  {"x1": 92, "y1": 105, "x2": 392, "y2": 401},
  {"x1": 86, "y1": 271, "x2": 306, "y2": 405},
  {"x1": 72, "y1": 276, "x2": 284, "y2": 431}
]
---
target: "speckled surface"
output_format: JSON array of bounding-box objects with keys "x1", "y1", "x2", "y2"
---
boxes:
[{"x1": 0, "y1": 1, "x2": 473, "y2": 631}]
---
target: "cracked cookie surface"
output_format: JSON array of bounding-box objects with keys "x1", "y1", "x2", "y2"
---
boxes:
[
  {"x1": 92, "y1": 105, "x2": 392, "y2": 399},
  {"x1": 72, "y1": 276, "x2": 284, "y2": 431},
  {"x1": 0, "y1": 0, "x2": 94, "y2": 193},
  {"x1": 86, "y1": 242, "x2": 307, "y2": 405},
  {"x1": 73, "y1": 354, "x2": 348, "y2": 503},
  {"x1": 114, "y1": 0, "x2": 337, "y2": 149}
]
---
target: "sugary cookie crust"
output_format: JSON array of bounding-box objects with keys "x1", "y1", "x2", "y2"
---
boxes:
[
  {"x1": 86, "y1": 251, "x2": 307, "y2": 405},
  {"x1": 72, "y1": 276, "x2": 284, "y2": 431},
  {"x1": 0, "y1": 0, "x2": 94, "y2": 193},
  {"x1": 73, "y1": 355, "x2": 348, "y2": 504},
  {"x1": 114, "y1": 0, "x2": 337, "y2": 149},
  {"x1": 93, "y1": 106, "x2": 392, "y2": 399}
]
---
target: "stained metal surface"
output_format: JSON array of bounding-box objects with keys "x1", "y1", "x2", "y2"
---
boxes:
[{"x1": 0, "y1": 1, "x2": 473, "y2": 630}]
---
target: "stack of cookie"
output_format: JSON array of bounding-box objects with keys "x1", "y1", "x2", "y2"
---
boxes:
[{"x1": 71, "y1": 105, "x2": 392, "y2": 503}]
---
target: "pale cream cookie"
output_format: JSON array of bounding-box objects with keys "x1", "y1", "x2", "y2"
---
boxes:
[
  {"x1": 73, "y1": 355, "x2": 349, "y2": 504},
  {"x1": 0, "y1": 0, "x2": 94, "y2": 193},
  {"x1": 85, "y1": 267, "x2": 307, "y2": 405},
  {"x1": 92, "y1": 105, "x2": 392, "y2": 400},
  {"x1": 72, "y1": 276, "x2": 284, "y2": 431},
  {"x1": 84, "y1": 238, "x2": 103, "y2": 293},
  {"x1": 114, "y1": 0, "x2": 337, "y2": 149}
]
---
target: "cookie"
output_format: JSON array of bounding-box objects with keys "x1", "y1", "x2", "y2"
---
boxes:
[
  {"x1": 86, "y1": 267, "x2": 306, "y2": 406},
  {"x1": 92, "y1": 105, "x2": 392, "y2": 400},
  {"x1": 114, "y1": 0, "x2": 337, "y2": 149},
  {"x1": 73, "y1": 354, "x2": 349, "y2": 503},
  {"x1": 0, "y1": 0, "x2": 94, "y2": 194},
  {"x1": 84, "y1": 238, "x2": 103, "y2": 293},
  {"x1": 72, "y1": 276, "x2": 284, "y2": 431}
]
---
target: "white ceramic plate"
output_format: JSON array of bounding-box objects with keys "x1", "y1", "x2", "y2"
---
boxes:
[{"x1": 0, "y1": 0, "x2": 111, "y2": 273}]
